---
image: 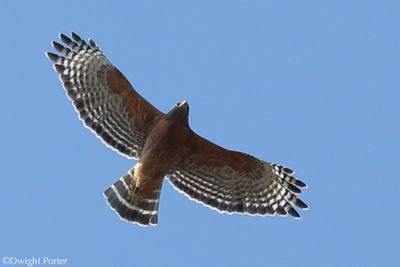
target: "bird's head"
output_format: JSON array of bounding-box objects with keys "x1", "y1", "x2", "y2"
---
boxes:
[{"x1": 166, "y1": 100, "x2": 190, "y2": 127}]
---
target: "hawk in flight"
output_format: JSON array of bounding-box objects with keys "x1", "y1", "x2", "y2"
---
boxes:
[{"x1": 46, "y1": 32, "x2": 308, "y2": 226}]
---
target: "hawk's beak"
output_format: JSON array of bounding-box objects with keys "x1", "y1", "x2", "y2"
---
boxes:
[{"x1": 181, "y1": 100, "x2": 188, "y2": 108}]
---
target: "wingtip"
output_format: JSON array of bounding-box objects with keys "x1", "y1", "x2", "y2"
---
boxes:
[
  {"x1": 297, "y1": 199, "x2": 309, "y2": 210},
  {"x1": 45, "y1": 52, "x2": 59, "y2": 63},
  {"x1": 53, "y1": 64, "x2": 65, "y2": 74},
  {"x1": 71, "y1": 32, "x2": 81, "y2": 42},
  {"x1": 88, "y1": 38, "x2": 97, "y2": 48},
  {"x1": 60, "y1": 32, "x2": 70, "y2": 42},
  {"x1": 288, "y1": 207, "x2": 301, "y2": 218},
  {"x1": 44, "y1": 51, "x2": 51, "y2": 60},
  {"x1": 283, "y1": 167, "x2": 294, "y2": 174},
  {"x1": 296, "y1": 180, "x2": 307, "y2": 188},
  {"x1": 51, "y1": 41, "x2": 64, "y2": 51},
  {"x1": 287, "y1": 183, "x2": 302, "y2": 194}
]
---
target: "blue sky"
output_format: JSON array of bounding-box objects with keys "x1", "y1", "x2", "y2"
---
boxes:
[{"x1": 1, "y1": 0, "x2": 399, "y2": 266}]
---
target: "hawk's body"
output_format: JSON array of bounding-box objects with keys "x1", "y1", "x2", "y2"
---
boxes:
[
  {"x1": 135, "y1": 112, "x2": 189, "y2": 199},
  {"x1": 46, "y1": 32, "x2": 308, "y2": 226}
]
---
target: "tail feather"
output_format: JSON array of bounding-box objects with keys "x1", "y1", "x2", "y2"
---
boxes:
[{"x1": 104, "y1": 167, "x2": 162, "y2": 226}]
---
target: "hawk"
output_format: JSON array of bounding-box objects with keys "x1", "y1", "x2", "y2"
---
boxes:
[{"x1": 46, "y1": 32, "x2": 308, "y2": 226}]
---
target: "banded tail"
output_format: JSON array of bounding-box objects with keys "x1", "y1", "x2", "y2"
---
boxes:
[{"x1": 104, "y1": 167, "x2": 162, "y2": 226}]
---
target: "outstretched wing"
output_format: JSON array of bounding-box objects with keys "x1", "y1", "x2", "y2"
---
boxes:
[
  {"x1": 46, "y1": 32, "x2": 163, "y2": 159},
  {"x1": 167, "y1": 131, "x2": 308, "y2": 218}
]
